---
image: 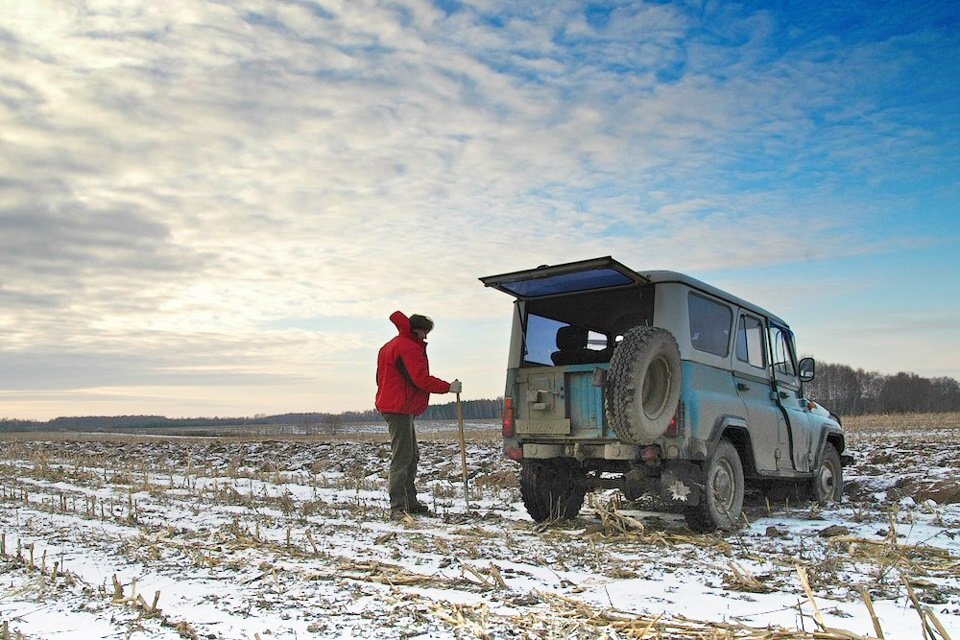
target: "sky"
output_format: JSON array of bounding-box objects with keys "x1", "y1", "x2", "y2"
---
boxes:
[{"x1": 1, "y1": 0, "x2": 958, "y2": 421}]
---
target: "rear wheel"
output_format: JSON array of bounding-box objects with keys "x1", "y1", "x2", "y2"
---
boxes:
[
  {"x1": 519, "y1": 459, "x2": 586, "y2": 522},
  {"x1": 685, "y1": 439, "x2": 744, "y2": 532},
  {"x1": 809, "y1": 443, "x2": 843, "y2": 504}
]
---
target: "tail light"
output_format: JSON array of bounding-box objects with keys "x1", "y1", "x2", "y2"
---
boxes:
[
  {"x1": 664, "y1": 401, "x2": 684, "y2": 438},
  {"x1": 501, "y1": 397, "x2": 515, "y2": 437}
]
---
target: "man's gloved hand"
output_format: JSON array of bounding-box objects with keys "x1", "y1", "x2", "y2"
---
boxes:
[{"x1": 449, "y1": 379, "x2": 462, "y2": 394}]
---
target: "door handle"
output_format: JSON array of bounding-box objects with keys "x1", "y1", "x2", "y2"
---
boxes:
[
  {"x1": 779, "y1": 391, "x2": 790, "y2": 399},
  {"x1": 737, "y1": 383, "x2": 749, "y2": 391}
]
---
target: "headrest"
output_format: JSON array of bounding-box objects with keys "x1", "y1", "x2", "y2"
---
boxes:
[{"x1": 556, "y1": 325, "x2": 588, "y2": 350}]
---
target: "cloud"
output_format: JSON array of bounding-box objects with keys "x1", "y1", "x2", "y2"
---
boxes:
[{"x1": 0, "y1": 0, "x2": 957, "y2": 418}]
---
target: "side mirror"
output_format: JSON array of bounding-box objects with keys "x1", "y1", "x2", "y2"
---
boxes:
[{"x1": 798, "y1": 357, "x2": 815, "y2": 382}]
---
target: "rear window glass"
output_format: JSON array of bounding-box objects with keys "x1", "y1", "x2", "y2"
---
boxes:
[
  {"x1": 499, "y1": 268, "x2": 634, "y2": 298},
  {"x1": 523, "y1": 314, "x2": 608, "y2": 366},
  {"x1": 524, "y1": 315, "x2": 565, "y2": 365},
  {"x1": 688, "y1": 292, "x2": 732, "y2": 357}
]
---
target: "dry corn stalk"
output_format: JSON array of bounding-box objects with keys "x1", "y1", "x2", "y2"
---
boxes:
[
  {"x1": 329, "y1": 559, "x2": 486, "y2": 591},
  {"x1": 856, "y1": 587, "x2": 884, "y2": 640},
  {"x1": 585, "y1": 496, "x2": 730, "y2": 550},
  {"x1": 830, "y1": 535, "x2": 960, "y2": 577},
  {"x1": 530, "y1": 591, "x2": 876, "y2": 639},
  {"x1": 902, "y1": 575, "x2": 953, "y2": 640},
  {"x1": 724, "y1": 561, "x2": 774, "y2": 593},
  {"x1": 431, "y1": 602, "x2": 491, "y2": 639}
]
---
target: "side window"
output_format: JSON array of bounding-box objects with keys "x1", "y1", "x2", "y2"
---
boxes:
[
  {"x1": 736, "y1": 315, "x2": 766, "y2": 369},
  {"x1": 769, "y1": 325, "x2": 797, "y2": 380},
  {"x1": 688, "y1": 292, "x2": 732, "y2": 357}
]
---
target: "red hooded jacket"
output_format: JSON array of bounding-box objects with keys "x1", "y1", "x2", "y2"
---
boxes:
[{"x1": 375, "y1": 311, "x2": 451, "y2": 416}]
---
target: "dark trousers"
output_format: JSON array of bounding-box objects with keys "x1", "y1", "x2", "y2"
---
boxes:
[{"x1": 383, "y1": 412, "x2": 420, "y2": 511}]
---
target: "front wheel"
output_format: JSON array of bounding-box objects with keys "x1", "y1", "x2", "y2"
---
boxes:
[
  {"x1": 809, "y1": 442, "x2": 843, "y2": 504},
  {"x1": 519, "y1": 459, "x2": 586, "y2": 522},
  {"x1": 685, "y1": 439, "x2": 744, "y2": 532}
]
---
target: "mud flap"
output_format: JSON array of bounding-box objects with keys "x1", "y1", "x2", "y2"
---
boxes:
[{"x1": 658, "y1": 461, "x2": 702, "y2": 506}]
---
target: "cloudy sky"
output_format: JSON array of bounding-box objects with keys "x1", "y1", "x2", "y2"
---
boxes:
[{"x1": 1, "y1": 0, "x2": 958, "y2": 421}]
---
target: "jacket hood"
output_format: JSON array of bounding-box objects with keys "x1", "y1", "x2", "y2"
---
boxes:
[{"x1": 389, "y1": 310, "x2": 414, "y2": 339}]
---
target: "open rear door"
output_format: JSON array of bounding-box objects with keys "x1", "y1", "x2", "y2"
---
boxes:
[{"x1": 480, "y1": 256, "x2": 650, "y2": 300}]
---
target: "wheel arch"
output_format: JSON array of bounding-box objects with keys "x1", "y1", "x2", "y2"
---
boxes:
[
  {"x1": 814, "y1": 426, "x2": 846, "y2": 468},
  {"x1": 706, "y1": 416, "x2": 757, "y2": 477}
]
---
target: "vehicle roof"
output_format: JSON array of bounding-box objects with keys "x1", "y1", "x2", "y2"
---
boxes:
[
  {"x1": 480, "y1": 257, "x2": 789, "y2": 328},
  {"x1": 640, "y1": 269, "x2": 787, "y2": 327}
]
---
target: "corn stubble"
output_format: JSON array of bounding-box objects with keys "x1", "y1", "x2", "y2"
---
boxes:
[{"x1": 0, "y1": 413, "x2": 958, "y2": 639}]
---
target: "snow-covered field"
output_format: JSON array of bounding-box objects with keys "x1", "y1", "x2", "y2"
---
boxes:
[{"x1": 1, "y1": 415, "x2": 958, "y2": 639}]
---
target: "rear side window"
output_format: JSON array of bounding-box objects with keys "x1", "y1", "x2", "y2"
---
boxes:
[{"x1": 688, "y1": 292, "x2": 732, "y2": 357}]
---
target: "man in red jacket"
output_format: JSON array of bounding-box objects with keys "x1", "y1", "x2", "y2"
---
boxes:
[{"x1": 376, "y1": 311, "x2": 461, "y2": 518}]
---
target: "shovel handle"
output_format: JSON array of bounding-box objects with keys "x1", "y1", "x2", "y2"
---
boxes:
[{"x1": 455, "y1": 393, "x2": 470, "y2": 505}]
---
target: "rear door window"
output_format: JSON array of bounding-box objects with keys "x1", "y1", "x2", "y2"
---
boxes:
[{"x1": 736, "y1": 314, "x2": 766, "y2": 369}]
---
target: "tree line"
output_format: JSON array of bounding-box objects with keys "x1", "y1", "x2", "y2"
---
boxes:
[
  {"x1": 4, "y1": 362, "x2": 958, "y2": 432},
  {"x1": 0, "y1": 398, "x2": 504, "y2": 432},
  {"x1": 804, "y1": 362, "x2": 960, "y2": 415}
]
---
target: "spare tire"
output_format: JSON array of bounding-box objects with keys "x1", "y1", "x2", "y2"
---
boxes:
[{"x1": 606, "y1": 326, "x2": 681, "y2": 443}]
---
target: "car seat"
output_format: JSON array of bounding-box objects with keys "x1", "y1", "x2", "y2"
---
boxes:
[{"x1": 551, "y1": 325, "x2": 606, "y2": 365}]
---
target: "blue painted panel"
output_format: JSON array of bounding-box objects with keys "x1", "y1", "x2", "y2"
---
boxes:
[
  {"x1": 679, "y1": 360, "x2": 743, "y2": 440},
  {"x1": 565, "y1": 369, "x2": 606, "y2": 438}
]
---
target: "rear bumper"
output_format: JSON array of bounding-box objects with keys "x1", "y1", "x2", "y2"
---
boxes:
[{"x1": 522, "y1": 441, "x2": 639, "y2": 460}]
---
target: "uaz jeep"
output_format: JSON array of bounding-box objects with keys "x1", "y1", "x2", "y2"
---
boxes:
[{"x1": 481, "y1": 257, "x2": 847, "y2": 531}]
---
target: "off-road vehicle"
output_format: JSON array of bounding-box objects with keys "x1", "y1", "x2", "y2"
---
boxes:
[{"x1": 481, "y1": 256, "x2": 848, "y2": 531}]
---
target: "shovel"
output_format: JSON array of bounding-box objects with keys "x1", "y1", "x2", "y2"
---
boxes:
[{"x1": 455, "y1": 393, "x2": 471, "y2": 510}]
